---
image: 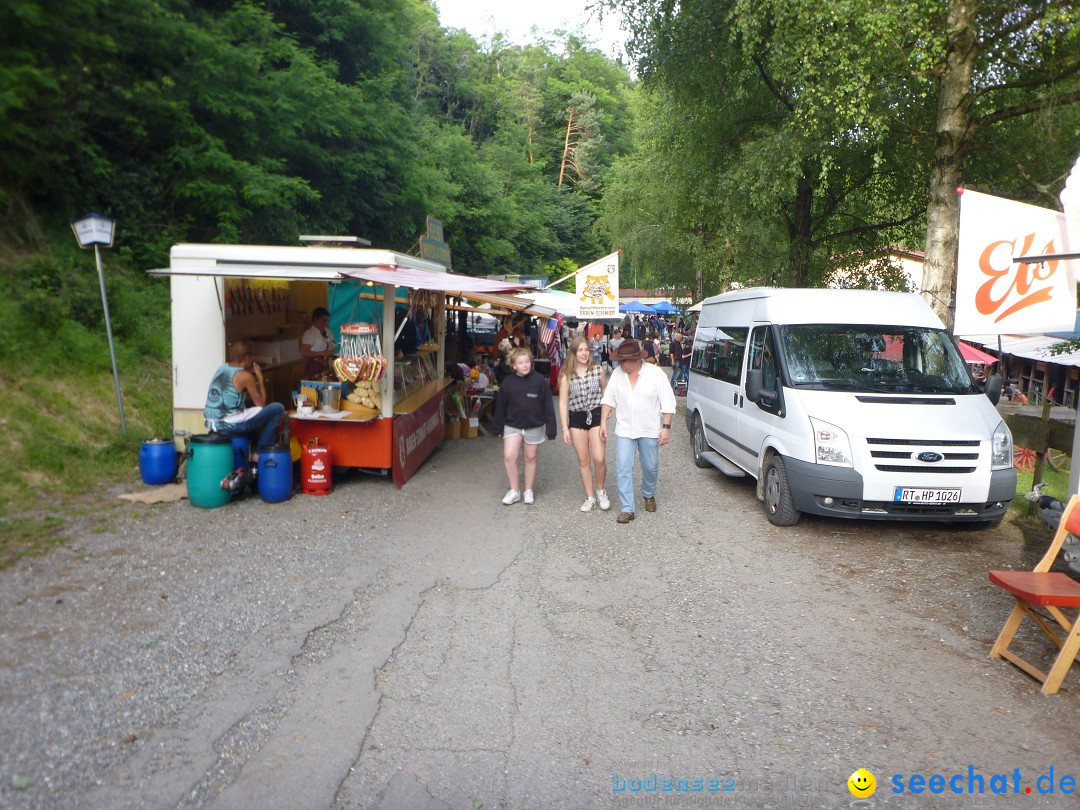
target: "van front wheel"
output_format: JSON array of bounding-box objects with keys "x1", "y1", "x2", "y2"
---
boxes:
[
  {"x1": 691, "y1": 414, "x2": 711, "y2": 469},
  {"x1": 764, "y1": 456, "x2": 800, "y2": 526}
]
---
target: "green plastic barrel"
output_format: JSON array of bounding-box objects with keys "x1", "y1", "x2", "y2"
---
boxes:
[{"x1": 186, "y1": 434, "x2": 233, "y2": 508}]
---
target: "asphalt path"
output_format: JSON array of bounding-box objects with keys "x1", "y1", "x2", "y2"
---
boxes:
[{"x1": 2, "y1": 400, "x2": 1079, "y2": 809}]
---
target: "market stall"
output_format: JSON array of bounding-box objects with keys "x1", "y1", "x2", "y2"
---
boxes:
[{"x1": 152, "y1": 242, "x2": 542, "y2": 485}]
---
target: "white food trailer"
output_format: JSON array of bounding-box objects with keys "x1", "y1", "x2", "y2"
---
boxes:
[{"x1": 151, "y1": 242, "x2": 536, "y2": 485}]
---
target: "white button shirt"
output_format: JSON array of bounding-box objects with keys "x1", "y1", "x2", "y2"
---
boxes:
[{"x1": 601, "y1": 362, "x2": 678, "y2": 439}]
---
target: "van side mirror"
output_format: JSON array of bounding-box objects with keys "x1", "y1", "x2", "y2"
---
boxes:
[
  {"x1": 746, "y1": 369, "x2": 778, "y2": 406},
  {"x1": 984, "y1": 374, "x2": 1003, "y2": 406},
  {"x1": 746, "y1": 368, "x2": 761, "y2": 403}
]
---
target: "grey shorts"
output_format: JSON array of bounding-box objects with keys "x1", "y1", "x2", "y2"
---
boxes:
[{"x1": 504, "y1": 425, "x2": 547, "y2": 445}]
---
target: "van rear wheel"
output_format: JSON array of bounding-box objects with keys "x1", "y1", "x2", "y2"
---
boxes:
[
  {"x1": 764, "y1": 455, "x2": 800, "y2": 526},
  {"x1": 691, "y1": 413, "x2": 711, "y2": 469}
]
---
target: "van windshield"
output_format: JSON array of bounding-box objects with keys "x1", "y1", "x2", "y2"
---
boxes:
[{"x1": 778, "y1": 324, "x2": 978, "y2": 394}]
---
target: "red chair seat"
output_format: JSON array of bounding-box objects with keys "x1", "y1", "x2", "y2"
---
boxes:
[{"x1": 989, "y1": 570, "x2": 1080, "y2": 607}]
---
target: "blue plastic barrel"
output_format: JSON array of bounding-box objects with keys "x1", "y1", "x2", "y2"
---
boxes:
[
  {"x1": 230, "y1": 436, "x2": 250, "y2": 471},
  {"x1": 186, "y1": 434, "x2": 233, "y2": 508},
  {"x1": 139, "y1": 439, "x2": 178, "y2": 485},
  {"x1": 257, "y1": 443, "x2": 293, "y2": 503}
]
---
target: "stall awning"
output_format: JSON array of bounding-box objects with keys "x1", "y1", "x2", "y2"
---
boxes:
[
  {"x1": 338, "y1": 266, "x2": 530, "y2": 295},
  {"x1": 150, "y1": 242, "x2": 560, "y2": 318},
  {"x1": 338, "y1": 267, "x2": 557, "y2": 318},
  {"x1": 961, "y1": 334, "x2": 1080, "y2": 368},
  {"x1": 453, "y1": 291, "x2": 558, "y2": 319},
  {"x1": 149, "y1": 244, "x2": 451, "y2": 279}
]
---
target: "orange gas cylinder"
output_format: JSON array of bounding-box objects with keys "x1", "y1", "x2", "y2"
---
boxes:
[{"x1": 301, "y1": 439, "x2": 332, "y2": 495}]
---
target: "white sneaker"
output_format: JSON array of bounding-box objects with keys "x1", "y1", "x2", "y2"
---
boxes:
[
  {"x1": 596, "y1": 490, "x2": 611, "y2": 511},
  {"x1": 502, "y1": 489, "x2": 521, "y2": 505},
  {"x1": 523, "y1": 489, "x2": 535, "y2": 505},
  {"x1": 580, "y1": 497, "x2": 597, "y2": 512}
]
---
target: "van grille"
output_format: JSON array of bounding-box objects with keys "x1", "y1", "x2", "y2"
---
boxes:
[
  {"x1": 873, "y1": 464, "x2": 977, "y2": 474},
  {"x1": 870, "y1": 451, "x2": 979, "y2": 461},
  {"x1": 865, "y1": 437, "x2": 983, "y2": 474},
  {"x1": 866, "y1": 438, "x2": 980, "y2": 446}
]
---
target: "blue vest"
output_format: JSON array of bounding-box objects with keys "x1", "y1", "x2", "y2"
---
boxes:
[{"x1": 204, "y1": 364, "x2": 245, "y2": 425}]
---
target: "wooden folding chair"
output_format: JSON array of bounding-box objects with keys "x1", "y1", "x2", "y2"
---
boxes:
[{"x1": 989, "y1": 493, "x2": 1080, "y2": 694}]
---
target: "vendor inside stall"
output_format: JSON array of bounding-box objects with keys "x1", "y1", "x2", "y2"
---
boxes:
[{"x1": 300, "y1": 306, "x2": 337, "y2": 378}]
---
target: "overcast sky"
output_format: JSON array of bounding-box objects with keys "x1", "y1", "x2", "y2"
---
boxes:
[{"x1": 432, "y1": 0, "x2": 629, "y2": 61}]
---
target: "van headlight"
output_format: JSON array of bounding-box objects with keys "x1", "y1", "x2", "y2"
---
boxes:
[
  {"x1": 991, "y1": 421, "x2": 1013, "y2": 470},
  {"x1": 811, "y1": 417, "x2": 852, "y2": 467}
]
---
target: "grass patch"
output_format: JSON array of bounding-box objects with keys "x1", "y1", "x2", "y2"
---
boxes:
[
  {"x1": 1010, "y1": 460, "x2": 1071, "y2": 539},
  {"x1": 0, "y1": 365, "x2": 173, "y2": 508},
  {"x1": 1, "y1": 238, "x2": 174, "y2": 545},
  {"x1": 0, "y1": 515, "x2": 68, "y2": 570}
]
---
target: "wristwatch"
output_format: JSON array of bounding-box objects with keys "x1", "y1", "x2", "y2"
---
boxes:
[{"x1": 662, "y1": 423, "x2": 672, "y2": 429}]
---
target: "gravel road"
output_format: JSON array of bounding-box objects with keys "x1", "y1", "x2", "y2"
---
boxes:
[{"x1": 2, "y1": 400, "x2": 1079, "y2": 809}]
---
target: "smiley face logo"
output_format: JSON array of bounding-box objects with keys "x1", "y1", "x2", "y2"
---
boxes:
[{"x1": 847, "y1": 768, "x2": 876, "y2": 798}]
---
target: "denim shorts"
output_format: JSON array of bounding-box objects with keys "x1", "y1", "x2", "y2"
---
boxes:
[
  {"x1": 568, "y1": 407, "x2": 601, "y2": 430},
  {"x1": 504, "y1": 425, "x2": 547, "y2": 445}
]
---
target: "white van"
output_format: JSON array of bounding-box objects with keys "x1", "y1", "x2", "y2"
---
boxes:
[{"x1": 685, "y1": 288, "x2": 1016, "y2": 526}]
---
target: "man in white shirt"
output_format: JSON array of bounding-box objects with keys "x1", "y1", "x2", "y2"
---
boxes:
[{"x1": 600, "y1": 339, "x2": 678, "y2": 523}]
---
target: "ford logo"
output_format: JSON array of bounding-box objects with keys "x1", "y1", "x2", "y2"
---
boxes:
[{"x1": 916, "y1": 451, "x2": 944, "y2": 463}]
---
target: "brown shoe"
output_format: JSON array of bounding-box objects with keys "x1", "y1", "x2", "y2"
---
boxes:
[
  {"x1": 616, "y1": 512, "x2": 635, "y2": 524},
  {"x1": 643, "y1": 497, "x2": 657, "y2": 512}
]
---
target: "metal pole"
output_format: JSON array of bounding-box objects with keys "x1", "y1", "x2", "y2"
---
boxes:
[{"x1": 94, "y1": 244, "x2": 127, "y2": 434}]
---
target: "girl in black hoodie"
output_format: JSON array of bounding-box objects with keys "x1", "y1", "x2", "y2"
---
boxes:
[{"x1": 491, "y1": 347, "x2": 557, "y2": 505}]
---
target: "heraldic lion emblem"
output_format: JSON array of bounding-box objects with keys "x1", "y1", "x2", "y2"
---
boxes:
[{"x1": 580, "y1": 274, "x2": 615, "y2": 305}]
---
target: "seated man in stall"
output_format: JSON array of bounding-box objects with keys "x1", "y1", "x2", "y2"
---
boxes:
[{"x1": 204, "y1": 341, "x2": 285, "y2": 463}]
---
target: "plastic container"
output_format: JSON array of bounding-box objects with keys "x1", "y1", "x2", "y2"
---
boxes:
[
  {"x1": 301, "y1": 439, "x2": 332, "y2": 495},
  {"x1": 139, "y1": 439, "x2": 178, "y2": 485},
  {"x1": 186, "y1": 434, "x2": 233, "y2": 508},
  {"x1": 230, "y1": 436, "x2": 251, "y2": 471},
  {"x1": 257, "y1": 443, "x2": 293, "y2": 503}
]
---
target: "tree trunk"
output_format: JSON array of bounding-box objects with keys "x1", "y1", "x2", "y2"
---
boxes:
[
  {"x1": 921, "y1": 0, "x2": 978, "y2": 330},
  {"x1": 786, "y1": 173, "x2": 814, "y2": 287},
  {"x1": 558, "y1": 108, "x2": 574, "y2": 187}
]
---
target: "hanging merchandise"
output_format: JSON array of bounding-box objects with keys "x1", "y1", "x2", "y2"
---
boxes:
[
  {"x1": 409, "y1": 290, "x2": 439, "y2": 349},
  {"x1": 334, "y1": 323, "x2": 388, "y2": 382}
]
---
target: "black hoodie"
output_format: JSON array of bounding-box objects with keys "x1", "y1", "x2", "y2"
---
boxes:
[{"x1": 492, "y1": 371, "x2": 557, "y2": 438}]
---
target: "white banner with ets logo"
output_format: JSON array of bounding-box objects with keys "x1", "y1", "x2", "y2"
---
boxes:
[{"x1": 954, "y1": 189, "x2": 1076, "y2": 335}]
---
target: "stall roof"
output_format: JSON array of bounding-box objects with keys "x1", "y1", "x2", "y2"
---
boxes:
[
  {"x1": 335, "y1": 267, "x2": 557, "y2": 317},
  {"x1": 150, "y1": 242, "x2": 559, "y2": 317},
  {"x1": 455, "y1": 291, "x2": 558, "y2": 319},
  {"x1": 150, "y1": 243, "x2": 451, "y2": 279},
  {"x1": 338, "y1": 265, "x2": 528, "y2": 295},
  {"x1": 961, "y1": 333, "x2": 1080, "y2": 368}
]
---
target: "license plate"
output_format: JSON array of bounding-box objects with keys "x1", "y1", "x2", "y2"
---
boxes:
[{"x1": 894, "y1": 487, "x2": 961, "y2": 504}]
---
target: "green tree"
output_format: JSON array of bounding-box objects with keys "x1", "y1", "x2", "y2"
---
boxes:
[
  {"x1": 611, "y1": 0, "x2": 1080, "y2": 310},
  {"x1": 609, "y1": 0, "x2": 928, "y2": 294},
  {"x1": 913, "y1": 0, "x2": 1080, "y2": 326}
]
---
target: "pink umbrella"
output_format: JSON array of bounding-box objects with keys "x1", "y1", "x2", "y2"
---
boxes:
[{"x1": 957, "y1": 341, "x2": 997, "y2": 366}]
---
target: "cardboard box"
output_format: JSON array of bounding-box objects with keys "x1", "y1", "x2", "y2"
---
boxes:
[
  {"x1": 445, "y1": 419, "x2": 461, "y2": 440},
  {"x1": 463, "y1": 417, "x2": 478, "y2": 439},
  {"x1": 247, "y1": 337, "x2": 301, "y2": 364}
]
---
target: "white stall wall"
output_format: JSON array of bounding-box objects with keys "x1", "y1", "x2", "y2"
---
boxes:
[{"x1": 172, "y1": 275, "x2": 226, "y2": 442}]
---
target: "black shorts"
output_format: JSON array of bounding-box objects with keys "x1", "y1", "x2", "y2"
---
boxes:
[{"x1": 568, "y1": 407, "x2": 601, "y2": 430}]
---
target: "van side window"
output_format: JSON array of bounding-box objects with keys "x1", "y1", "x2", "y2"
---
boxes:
[
  {"x1": 748, "y1": 327, "x2": 779, "y2": 391},
  {"x1": 691, "y1": 326, "x2": 747, "y2": 384}
]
